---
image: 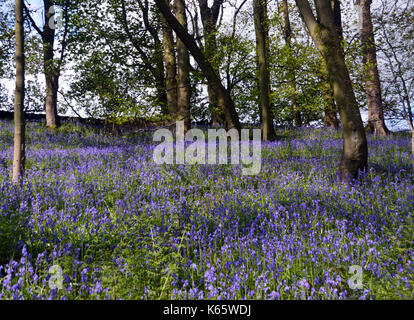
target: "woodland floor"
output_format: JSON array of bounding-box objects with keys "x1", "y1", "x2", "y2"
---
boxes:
[{"x1": 0, "y1": 120, "x2": 413, "y2": 299}]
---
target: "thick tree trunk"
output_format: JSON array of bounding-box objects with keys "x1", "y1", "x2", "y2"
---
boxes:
[
  {"x1": 295, "y1": 0, "x2": 368, "y2": 180},
  {"x1": 12, "y1": 0, "x2": 25, "y2": 185},
  {"x1": 356, "y1": 0, "x2": 388, "y2": 136},
  {"x1": 282, "y1": 0, "x2": 302, "y2": 128},
  {"x1": 43, "y1": 0, "x2": 59, "y2": 128},
  {"x1": 174, "y1": 0, "x2": 191, "y2": 133},
  {"x1": 161, "y1": 10, "x2": 178, "y2": 118},
  {"x1": 155, "y1": 0, "x2": 241, "y2": 131},
  {"x1": 253, "y1": 0, "x2": 275, "y2": 141},
  {"x1": 199, "y1": 0, "x2": 225, "y2": 126}
]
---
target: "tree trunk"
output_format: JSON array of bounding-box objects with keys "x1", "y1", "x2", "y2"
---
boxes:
[
  {"x1": 174, "y1": 0, "x2": 191, "y2": 133},
  {"x1": 295, "y1": 0, "x2": 368, "y2": 180},
  {"x1": 154, "y1": 21, "x2": 169, "y2": 117},
  {"x1": 322, "y1": 80, "x2": 339, "y2": 130},
  {"x1": 155, "y1": 0, "x2": 241, "y2": 131},
  {"x1": 411, "y1": 129, "x2": 414, "y2": 170},
  {"x1": 12, "y1": 0, "x2": 25, "y2": 185},
  {"x1": 253, "y1": 0, "x2": 275, "y2": 141},
  {"x1": 153, "y1": 9, "x2": 168, "y2": 117},
  {"x1": 43, "y1": 0, "x2": 59, "y2": 128},
  {"x1": 320, "y1": 62, "x2": 339, "y2": 129},
  {"x1": 282, "y1": 0, "x2": 302, "y2": 128},
  {"x1": 161, "y1": 9, "x2": 178, "y2": 118},
  {"x1": 199, "y1": 0, "x2": 225, "y2": 126},
  {"x1": 154, "y1": 70, "x2": 169, "y2": 117},
  {"x1": 356, "y1": 0, "x2": 389, "y2": 136}
]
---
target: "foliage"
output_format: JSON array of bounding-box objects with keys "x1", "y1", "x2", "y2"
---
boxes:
[{"x1": 268, "y1": 6, "x2": 325, "y2": 126}]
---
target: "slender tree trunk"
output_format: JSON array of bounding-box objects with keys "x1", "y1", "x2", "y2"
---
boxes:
[
  {"x1": 411, "y1": 129, "x2": 414, "y2": 169},
  {"x1": 174, "y1": 0, "x2": 191, "y2": 133},
  {"x1": 43, "y1": 0, "x2": 59, "y2": 128},
  {"x1": 155, "y1": 0, "x2": 241, "y2": 131},
  {"x1": 199, "y1": 0, "x2": 225, "y2": 126},
  {"x1": 253, "y1": 0, "x2": 275, "y2": 141},
  {"x1": 12, "y1": 0, "x2": 25, "y2": 185},
  {"x1": 153, "y1": 9, "x2": 168, "y2": 117},
  {"x1": 161, "y1": 9, "x2": 178, "y2": 118},
  {"x1": 356, "y1": 0, "x2": 388, "y2": 136},
  {"x1": 295, "y1": 0, "x2": 368, "y2": 180},
  {"x1": 282, "y1": 0, "x2": 302, "y2": 128},
  {"x1": 154, "y1": 24, "x2": 169, "y2": 117}
]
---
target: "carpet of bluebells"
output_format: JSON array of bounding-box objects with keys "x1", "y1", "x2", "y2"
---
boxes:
[{"x1": 0, "y1": 120, "x2": 413, "y2": 300}]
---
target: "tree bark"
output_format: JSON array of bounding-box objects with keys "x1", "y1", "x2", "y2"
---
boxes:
[
  {"x1": 295, "y1": 0, "x2": 368, "y2": 180},
  {"x1": 154, "y1": 67, "x2": 169, "y2": 117},
  {"x1": 253, "y1": 0, "x2": 275, "y2": 141},
  {"x1": 12, "y1": 0, "x2": 25, "y2": 185},
  {"x1": 153, "y1": 23, "x2": 169, "y2": 116},
  {"x1": 174, "y1": 0, "x2": 191, "y2": 132},
  {"x1": 356, "y1": 0, "x2": 389, "y2": 136},
  {"x1": 320, "y1": 61, "x2": 339, "y2": 129},
  {"x1": 282, "y1": 0, "x2": 302, "y2": 128},
  {"x1": 155, "y1": 0, "x2": 241, "y2": 131},
  {"x1": 322, "y1": 78, "x2": 339, "y2": 130},
  {"x1": 161, "y1": 7, "x2": 178, "y2": 118},
  {"x1": 43, "y1": 0, "x2": 59, "y2": 128},
  {"x1": 199, "y1": 0, "x2": 225, "y2": 126}
]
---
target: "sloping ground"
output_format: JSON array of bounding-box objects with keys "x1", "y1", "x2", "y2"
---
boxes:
[
  {"x1": 0, "y1": 120, "x2": 413, "y2": 299},
  {"x1": 0, "y1": 110, "x2": 173, "y2": 134}
]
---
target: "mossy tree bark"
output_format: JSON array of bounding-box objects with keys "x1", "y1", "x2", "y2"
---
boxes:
[
  {"x1": 319, "y1": 61, "x2": 339, "y2": 130},
  {"x1": 161, "y1": 2, "x2": 178, "y2": 118},
  {"x1": 295, "y1": 0, "x2": 368, "y2": 179},
  {"x1": 322, "y1": 79, "x2": 339, "y2": 130},
  {"x1": 253, "y1": 0, "x2": 276, "y2": 141},
  {"x1": 174, "y1": 0, "x2": 191, "y2": 133}
]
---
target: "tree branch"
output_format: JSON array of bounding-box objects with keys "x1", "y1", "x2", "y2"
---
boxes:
[
  {"x1": 23, "y1": 2, "x2": 45, "y2": 39},
  {"x1": 294, "y1": 0, "x2": 318, "y2": 34}
]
